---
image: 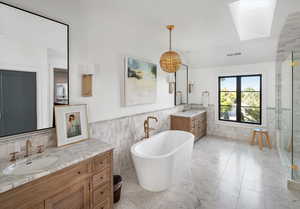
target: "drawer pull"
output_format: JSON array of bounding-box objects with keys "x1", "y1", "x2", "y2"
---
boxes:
[
  {"x1": 77, "y1": 171, "x2": 81, "y2": 175},
  {"x1": 100, "y1": 191, "x2": 104, "y2": 195}
]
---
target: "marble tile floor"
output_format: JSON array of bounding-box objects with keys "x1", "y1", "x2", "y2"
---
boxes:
[{"x1": 114, "y1": 136, "x2": 300, "y2": 209}]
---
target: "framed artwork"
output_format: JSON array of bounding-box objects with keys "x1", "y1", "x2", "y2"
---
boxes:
[
  {"x1": 124, "y1": 56, "x2": 157, "y2": 106},
  {"x1": 54, "y1": 104, "x2": 88, "y2": 147}
]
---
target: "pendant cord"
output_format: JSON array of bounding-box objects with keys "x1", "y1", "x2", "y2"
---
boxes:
[{"x1": 169, "y1": 29, "x2": 172, "y2": 51}]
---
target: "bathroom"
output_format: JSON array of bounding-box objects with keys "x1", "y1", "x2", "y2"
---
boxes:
[{"x1": 0, "y1": 0, "x2": 300, "y2": 209}]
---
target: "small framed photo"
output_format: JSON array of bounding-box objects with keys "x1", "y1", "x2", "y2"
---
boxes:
[{"x1": 54, "y1": 104, "x2": 89, "y2": 147}]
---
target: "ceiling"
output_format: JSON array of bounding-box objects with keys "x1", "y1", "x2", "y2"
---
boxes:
[{"x1": 100, "y1": 0, "x2": 300, "y2": 68}]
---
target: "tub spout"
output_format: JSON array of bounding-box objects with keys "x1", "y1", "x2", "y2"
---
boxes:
[
  {"x1": 147, "y1": 116, "x2": 158, "y2": 122},
  {"x1": 144, "y1": 116, "x2": 158, "y2": 139}
]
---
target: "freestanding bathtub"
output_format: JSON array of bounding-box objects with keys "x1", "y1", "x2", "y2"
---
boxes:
[{"x1": 130, "y1": 130, "x2": 194, "y2": 192}]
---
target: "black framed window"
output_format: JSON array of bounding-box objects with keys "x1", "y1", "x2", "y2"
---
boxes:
[{"x1": 218, "y1": 74, "x2": 262, "y2": 124}]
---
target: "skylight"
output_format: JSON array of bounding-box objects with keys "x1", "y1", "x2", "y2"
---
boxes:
[{"x1": 229, "y1": 0, "x2": 277, "y2": 41}]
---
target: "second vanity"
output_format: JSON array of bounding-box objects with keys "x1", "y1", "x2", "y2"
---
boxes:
[
  {"x1": 171, "y1": 109, "x2": 207, "y2": 141},
  {"x1": 0, "y1": 139, "x2": 113, "y2": 209}
]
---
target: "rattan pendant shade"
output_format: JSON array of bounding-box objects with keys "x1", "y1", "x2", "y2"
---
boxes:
[{"x1": 160, "y1": 25, "x2": 182, "y2": 73}]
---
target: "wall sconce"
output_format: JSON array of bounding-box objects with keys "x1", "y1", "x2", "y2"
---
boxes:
[
  {"x1": 82, "y1": 74, "x2": 93, "y2": 97},
  {"x1": 167, "y1": 74, "x2": 175, "y2": 94},
  {"x1": 80, "y1": 64, "x2": 99, "y2": 97},
  {"x1": 188, "y1": 81, "x2": 194, "y2": 94}
]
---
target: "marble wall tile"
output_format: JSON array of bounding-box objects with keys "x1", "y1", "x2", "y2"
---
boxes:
[
  {"x1": 0, "y1": 131, "x2": 56, "y2": 161},
  {"x1": 89, "y1": 106, "x2": 184, "y2": 174},
  {"x1": 202, "y1": 104, "x2": 276, "y2": 145},
  {"x1": 0, "y1": 106, "x2": 184, "y2": 175}
]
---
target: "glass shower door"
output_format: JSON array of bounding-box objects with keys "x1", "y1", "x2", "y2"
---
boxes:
[
  {"x1": 292, "y1": 50, "x2": 300, "y2": 181},
  {"x1": 279, "y1": 52, "x2": 293, "y2": 179}
]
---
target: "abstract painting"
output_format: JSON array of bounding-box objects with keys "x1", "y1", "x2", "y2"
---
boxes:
[{"x1": 124, "y1": 57, "x2": 157, "y2": 106}]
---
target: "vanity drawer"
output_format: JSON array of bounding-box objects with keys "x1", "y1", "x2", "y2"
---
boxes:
[
  {"x1": 92, "y1": 169, "x2": 109, "y2": 189},
  {"x1": 93, "y1": 154, "x2": 108, "y2": 171},
  {"x1": 93, "y1": 183, "x2": 110, "y2": 206},
  {"x1": 94, "y1": 199, "x2": 110, "y2": 209},
  {"x1": 59, "y1": 161, "x2": 91, "y2": 182}
]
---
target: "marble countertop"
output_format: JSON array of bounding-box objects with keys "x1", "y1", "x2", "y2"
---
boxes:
[
  {"x1": 171, "y1": 109, "x2": 206, "y2": 118},
  {"x1": 0, "y1": 139, "x2": 114, "y2": 194}
]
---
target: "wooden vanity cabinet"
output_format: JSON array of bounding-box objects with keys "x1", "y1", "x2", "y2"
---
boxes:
[
  {"x1": 45, "y1": 179, "x2": 90, "y2": 209},
  {"x1": 0, "y1": 150, "x2": 113, "y2": 209},
  {"x1": 25, "y1": 203, "x2": 44, "y2": 209},
  {"x1": 171, "y1": 112, "x2": 207, "y2": 141}
]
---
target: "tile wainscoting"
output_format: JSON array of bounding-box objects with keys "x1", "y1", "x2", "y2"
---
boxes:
[
  {"x1": 89, "y1": 105, "x2": 184, "y2": 174},
  {"x1": 0, "y1": 103, "x2": 276, "y2": 176},
  {"x1": 0, "y1": 105, "x2": 184, "y2": 175},
  {"x1": 190, "y1": 104, "x2": 276, "y2": 145}
]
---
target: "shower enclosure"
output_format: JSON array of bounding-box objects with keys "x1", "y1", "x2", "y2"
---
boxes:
[
  {"x1": 291, "y1": 51, "x2": 300, "y2": 181},
  {"x1": 277, "y1": 50, "x2": 300, "y2": 183},
  {"x1": 276, "y1": 12, "x2": 300, "y2": 187}
]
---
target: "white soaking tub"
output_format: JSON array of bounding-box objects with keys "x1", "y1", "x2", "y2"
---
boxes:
[{"x1": 130, "y1": 130, "x2": 194, "y2": 192}]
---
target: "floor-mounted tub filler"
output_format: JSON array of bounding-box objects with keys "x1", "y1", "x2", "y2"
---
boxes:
[{"x1": 131, "y1": 130, "x2": 194, "y2": 192}]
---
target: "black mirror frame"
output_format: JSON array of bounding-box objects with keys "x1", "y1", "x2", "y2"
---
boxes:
[
  {"x1": 0, "y1": 1, "x2": 70, "y2": 137},
  {"x1": 174, "y1": 64, "x2": 189, "y2": 106}
]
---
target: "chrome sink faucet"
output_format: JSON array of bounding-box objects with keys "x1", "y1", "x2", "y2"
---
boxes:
[{"x1": 144, "y1": 116, "x2": 158, "y2": 139}]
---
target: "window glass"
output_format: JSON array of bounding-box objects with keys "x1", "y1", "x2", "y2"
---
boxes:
[
  {"x1": 241, "y1": 107, "x2": 261, "y2": 123},
  {"x1": 241, "y1": 76, "x2": 260, "y2": 91},
  {"x1": 241, "y1": 92, "x2": 260, "y2": 107},
  {"x1": 220, "y1": 77, "x2": 236, "y2": 91},
  {"x1": 219, "y1": 75, "x2": 261, "y2": 124},
  {"x1": 220, "y1": 105, "x2": 237, "y2": 121},
  {"x1": 220, "y1": 92, "x2": 237, "y2": 106}
]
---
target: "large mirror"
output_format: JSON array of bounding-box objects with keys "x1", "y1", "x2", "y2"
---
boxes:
[
  {"x1": 0, "y1": 2, "x2": 69, "y2": 137},
  {"x1": 175, "y1": 64, "x2": 189, "y2": 105}
]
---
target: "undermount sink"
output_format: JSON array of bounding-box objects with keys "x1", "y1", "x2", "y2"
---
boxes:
[
  {"x1": 180, "y1": 110, "x2": 203, "y2": 115},
  {"x1": 2, "y1": 156, "x2": 58, "y2": 175}
]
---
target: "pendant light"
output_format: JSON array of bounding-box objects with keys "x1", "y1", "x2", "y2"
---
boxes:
[{"x1": 160, "y1": 25, "x2": 182, "y2": 73}]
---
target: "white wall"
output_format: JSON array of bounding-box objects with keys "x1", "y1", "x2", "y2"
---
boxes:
[
  {"x1": 4, "y1": 0, "x2": 175, "y2": 124},
  {"x1": 189, "y1": 62, "x2": 276, "y2": 127},
  {"x1": 73, "y1": 0, "x2": 174, "y2": 122}
]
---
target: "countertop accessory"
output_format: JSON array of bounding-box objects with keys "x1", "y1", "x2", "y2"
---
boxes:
[{"x1": 54, "y1": 104, "x2": 89, "y2": 147}]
